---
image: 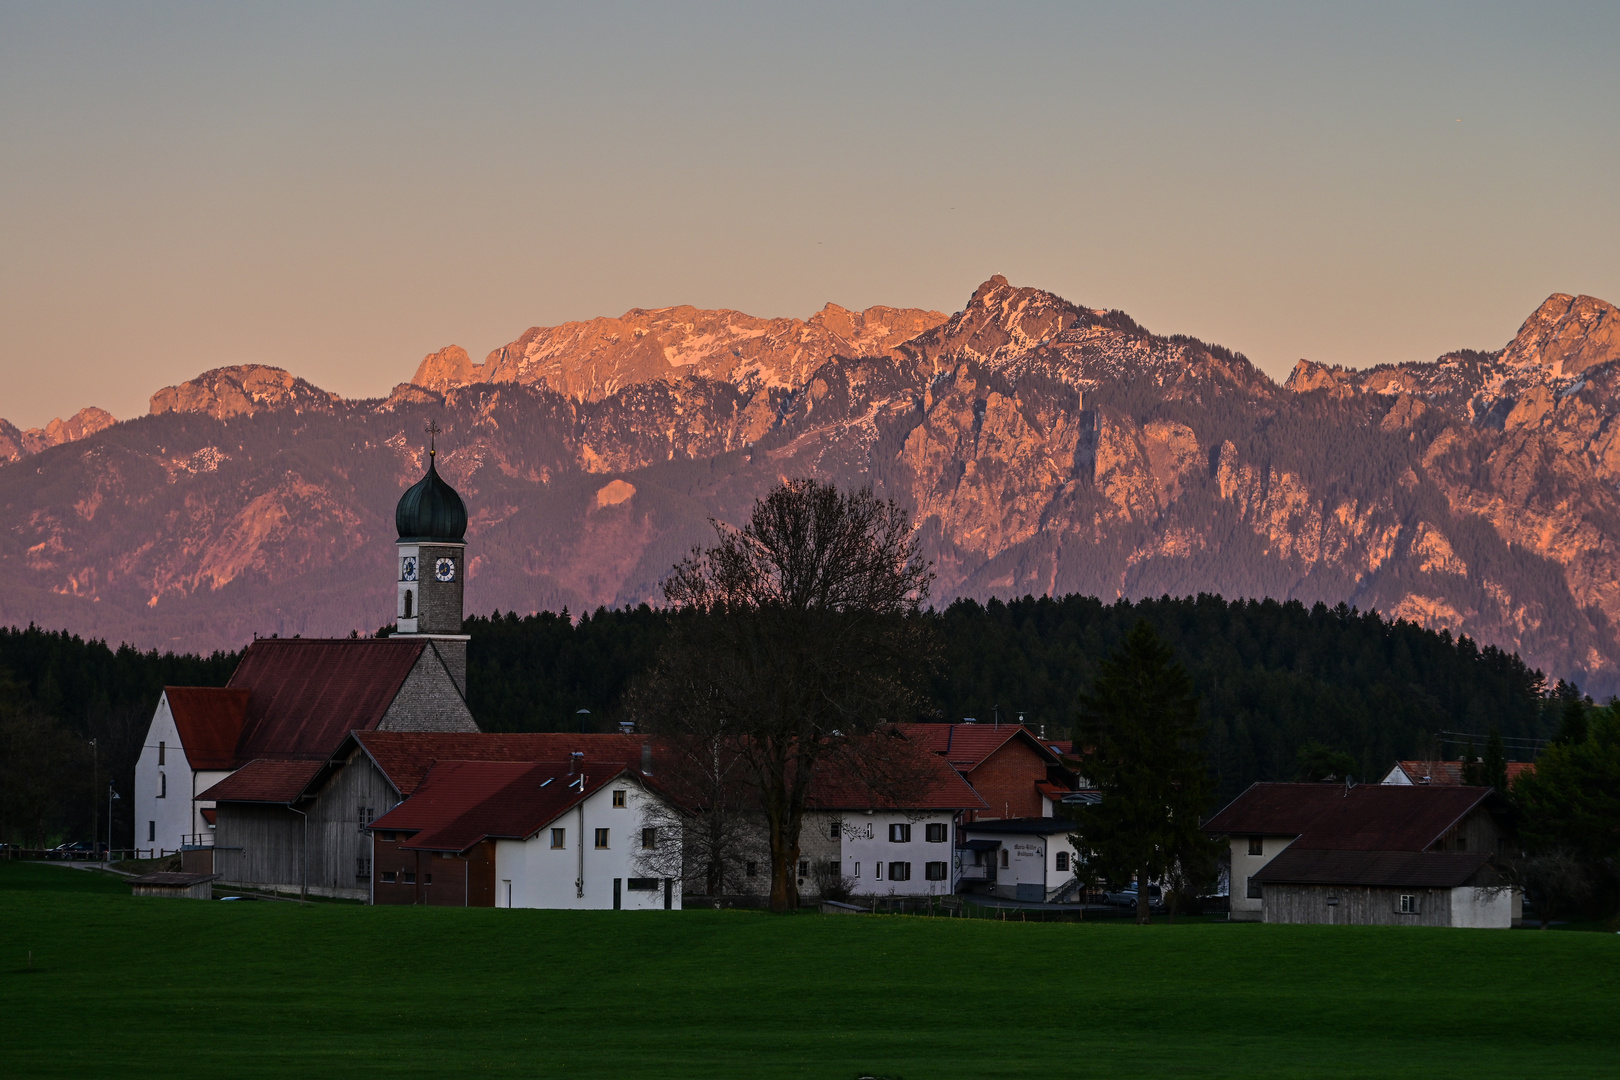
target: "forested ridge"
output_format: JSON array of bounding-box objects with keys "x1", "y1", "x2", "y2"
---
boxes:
[
  {"x1": 464, "y1": 594, "x2": 1559, "y2": 802},
  {"x1": 1, "y1": 592, "x2": 1564, "y2": 844}
]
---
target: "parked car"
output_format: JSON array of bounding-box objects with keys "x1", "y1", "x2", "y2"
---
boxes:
[
  {"x1": 49, "y1": 842, "x2": 96, "y2": 860},
  {"x1": 1103, "y1": 885, "x2": 1162, "y2": 908}
]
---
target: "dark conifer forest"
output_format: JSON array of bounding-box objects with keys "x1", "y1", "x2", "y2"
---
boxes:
[{"x1": 1, "y1": 593, "x2": 1563, "y2": 844}]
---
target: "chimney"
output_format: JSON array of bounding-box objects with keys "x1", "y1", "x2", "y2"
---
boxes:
[
  {"x1": 618, "y1": 720, "x2": 636, "y2": 736},
  {"x1": 641, "y1": 742, "x2": 653, "y2": 775},
  {"x1": 569, "y1": 751, "x2": 584, "y2": 775}
]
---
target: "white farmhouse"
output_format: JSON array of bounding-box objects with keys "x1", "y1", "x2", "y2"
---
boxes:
[
  {"x1": 957, "y1": 818, "x2": 1082, "y2": 902},
  {"x1": 367, "y1": 757, "x2": 683, "y2": 909}
]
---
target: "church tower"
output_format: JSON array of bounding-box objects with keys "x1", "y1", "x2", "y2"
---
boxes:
[{"x1": 393, "y1": 430, "x2": 470, "y2": 694}]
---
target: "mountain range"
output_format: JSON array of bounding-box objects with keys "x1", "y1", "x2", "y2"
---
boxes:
[{"x1": 3, "y1": 276, "x2": 1618, "y2": 695}]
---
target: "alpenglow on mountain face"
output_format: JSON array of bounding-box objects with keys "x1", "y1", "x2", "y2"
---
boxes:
[{"x1": 3, "y1": 278, "x2": 1620, "y2": 693}]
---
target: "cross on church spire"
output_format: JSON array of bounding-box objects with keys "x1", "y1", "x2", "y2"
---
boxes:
[{"x1": 424, "y1": 419, "x2": 442, "y2": 458}]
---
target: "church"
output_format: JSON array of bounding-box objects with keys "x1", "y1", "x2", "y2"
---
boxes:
[{"x1": 135, "y1": 443, "x2": 482, "y2": 898}]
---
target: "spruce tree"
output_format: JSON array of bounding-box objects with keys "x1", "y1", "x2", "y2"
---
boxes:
[{"x1": 1071, "y1": 621, "x2": 1218, "y2": 924}]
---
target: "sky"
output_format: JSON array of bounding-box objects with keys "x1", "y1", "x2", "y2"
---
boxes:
[{"x1": 2, "y1": 2, "x2": 1618, "y2": 428}]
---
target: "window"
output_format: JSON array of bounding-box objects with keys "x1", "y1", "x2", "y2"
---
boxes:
[
  {"x1": 829, "y1": 819, "x2": 841, "y2": 840},
  {"x1": 627, "y1": 878, "x2": 658, "y2": 891},
  {"x1": 746, "y1": 861, "x2": 758, "y2": 877},
  {"x1": 875, "y1": 862, "x2": 883, "y2": 880},
  {"x1": 551, "y1": 828, "x2": 566, "y2": 849},
  {"x1": 404, "y1": 871, "x2": 416, "y2": 884},
  {"x1": 798, "y1": 861, "x2": 809, "y2": 878},
  {"x1": 148, "y1": 821, "x2": 155, "y2": 843},
  {"x1": 888, "y1": 861, "x2": 911, "y2": 881},
  {"x1": 1398, "y1": 894, "x2": 1419, "y2": 914},
  {"x1": 1055, "y1": 851, "x2": 1070, "y2": 872},
  {"x1": 381, "y1": 871, "x2": 397, "y2": 883},
  {"x1": 158, "y1": 772, "x2": 166, "y2": 799},
  {"x1": 889, "y1": 823, "x2": 911, "y2": 843},
  {"x1": 356, "y1": 856, "x2": 371, "y2": 880},
  {"x1": 999, "y1": 849, "x2": 1009, "y2": 869},
  {"x1": 925, "y1": 823, "x2": 947, "y2": 843},
  {"x1": 1248, "y1": 836, "x2": 1264, "y2": 856},
  {"x1": 612, "y1": 790, "x2": 626, "y2": 808},
  {"x1": 158, "y1": 740, "x2": 165, "y2": 766},
  {"x1": 925, "y1": 861, "x2": 948, "y2": 881},
  {"x1": 424, "y1": 874, "x2": 433, "y2": 886},
  {"x1": 382, "y1": 831, "x2": 396, "y2": 842},
  {"x1": 1456, "y1": 836, "x2": 1467, "y2": 852},
  {"x1": 642, "y1": 827, "x2": 657, "y2": 849},
  {"x1": 826, "y1": 860, "x2": 841, "y2": 876},
  {"x1": 358, "y1": 806, "x2": 374, "y2": 832},
  {"x1": 594, "y1": 828, "x2": 610, "y2": 849},
  {"x1": 1246, "y1": 877, "x2": 1262, "y2": 899},
  {"x1": 403, "y1": 590, "x2": 413, "y2": 619},
  {"x1": 853, "y1": 862, "x2": 860, "y2": 878}
]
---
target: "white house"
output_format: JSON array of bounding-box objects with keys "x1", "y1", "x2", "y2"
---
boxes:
[
  {"x1": 957, "y1": 818, "x2": 1082, "y2": 902},
  {"x1": 834, "y1": 810, "x2": 960, "y2": 897},
  {"x1": 133, "y1": 688, "x2": 247, "y2": 853},
  {"x1": 367, "y1": 758, "x2": 683, "y2": 909}
]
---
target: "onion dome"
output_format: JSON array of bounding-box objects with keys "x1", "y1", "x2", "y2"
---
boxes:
[{"x1": 395, "y1": 451, "x2": 467, "y2": 543}]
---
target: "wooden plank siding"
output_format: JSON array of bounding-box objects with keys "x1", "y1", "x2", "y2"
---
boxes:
[
  {"x1": 1262, "y1": 883, "x2": 1452, "y2": 927},
  {"x1": 213, "y1": 749, "x2": 401, "y2": 899},
  {"x1": 372, "y1": 836, "x2": 496, "y2": 906}
]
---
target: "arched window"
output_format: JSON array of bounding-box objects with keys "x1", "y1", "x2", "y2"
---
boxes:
[{"x1": 403, "y1": 590, "x2": 414, "y2": 619}]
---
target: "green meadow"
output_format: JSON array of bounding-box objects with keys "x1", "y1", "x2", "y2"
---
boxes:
[{"x1": 2, "y1": 862, "x2": 1615, "y2": 1080}]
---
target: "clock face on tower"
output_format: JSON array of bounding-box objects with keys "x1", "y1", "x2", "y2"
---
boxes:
[
  {"x1": 401, "y1": 556, "x2": 418, "y2": 582},
  {"x1": 434, "y1": 556, "x2": 457, "y2": 582}
]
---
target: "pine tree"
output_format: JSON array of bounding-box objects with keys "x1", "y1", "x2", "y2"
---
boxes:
[{"x1": 1071, "y1": 621, "x2": 1218, "y2": 924}]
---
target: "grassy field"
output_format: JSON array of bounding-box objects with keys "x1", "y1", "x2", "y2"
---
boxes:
[{"x1": 2, "y1": 862, "x2": 1616, "y2": 1080}]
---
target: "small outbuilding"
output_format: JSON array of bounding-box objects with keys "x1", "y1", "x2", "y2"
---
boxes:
[{"x1": 126, "y1": 872, "x2": 218, "y2": 900}]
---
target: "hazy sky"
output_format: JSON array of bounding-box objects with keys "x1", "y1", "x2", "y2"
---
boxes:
[{"x1": 3, "y1": 2, "x2": 1617, "y2": 427}]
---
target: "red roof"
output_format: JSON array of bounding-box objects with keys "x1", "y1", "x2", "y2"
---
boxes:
[
  {"x1": 164, "y1": 687, "x2": 249, "y2": 770},
  {"x1": 369, "y1": 760, "x2": 631, "y2": 852},
  {"x1": 228, "y1": 638, "x2": 427, "y2": 761},
  {"x1": 354, "y1": 731, "x2": 648, "y2": 797},
  {"x1": 1253, "y1": 848, "x2": 1494, "y2": 889},
  {"x1": 1205, "y1": 783, "x2": 1496, "y2": 851},
  {"x1": 197, "y1": 758, "x2": 324, "y2": 803},
  {"x1": 896, "y1": 723, "x2": 1059, "y2": 772},
  {"x1": 806, "y1": 745, "x2": 987, "y2": 811},
  {"x1": 1388, "y1": 760, "x2": 1535, "y2": 786}
]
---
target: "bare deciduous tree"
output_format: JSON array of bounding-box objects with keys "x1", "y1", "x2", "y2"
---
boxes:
[{"x1": 638, "y1": 479, "x2": 935, "y2": 912}]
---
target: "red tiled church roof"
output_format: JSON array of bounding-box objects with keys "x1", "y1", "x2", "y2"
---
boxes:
[
  {"x1": 228, "y1": 638, "x2": 428, "y2": 761},
  {"x1": 164, "y1": 687, "x2": 249, "y2": 770},
  {"x1": 1205, "y1": 783, "x2": 1496, "y2": 851}
]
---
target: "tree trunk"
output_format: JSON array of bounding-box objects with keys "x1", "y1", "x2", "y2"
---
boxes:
[
  {"x1": 766, "y1": 808, "x2": 801, "y2": 913},
  {"x1": 1135, "y1": 867, "x2": 1151, "y2": 925}
]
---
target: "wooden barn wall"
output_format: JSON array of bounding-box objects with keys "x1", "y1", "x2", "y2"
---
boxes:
[
  {"x1": 303, "y1": 752, "x2": 402, "y2": 900},
  {"x1": 213, "y1": 803, "x2": 304, "y2": 892},
  {"x1": 213, "y1": 753, "x2": 400, "y2": 899},
  {"x1": 1264, "y1": 884, "x2": 1453, "y2": 927}
]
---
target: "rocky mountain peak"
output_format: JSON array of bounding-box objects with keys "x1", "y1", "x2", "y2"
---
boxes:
[
  {"x1": 0, "y1": 406, "x2": 116, "y2": 465},
  {"x1": 1500, "y1": 293, "x2": 1620, "y2": 381},
  {"x1": 149, "y1": 365, "x2": 342, "y2": 420},
  {"x1": 411, "y1": 346, "x2": 485, "y2": 394}
]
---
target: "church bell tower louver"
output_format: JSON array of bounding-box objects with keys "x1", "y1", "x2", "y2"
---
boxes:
[{"x1": 393, "y1": 423, "x2": 469, "y2": 694}]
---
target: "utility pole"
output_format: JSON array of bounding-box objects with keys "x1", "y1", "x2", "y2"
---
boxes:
[{"x1": 89, "y1": 739, "x2": 98, "y2": 858}]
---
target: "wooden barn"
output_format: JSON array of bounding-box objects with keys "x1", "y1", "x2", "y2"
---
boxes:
[{"x1": 1206, "y1": 782, "x2": 1519, "y2": 928}]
